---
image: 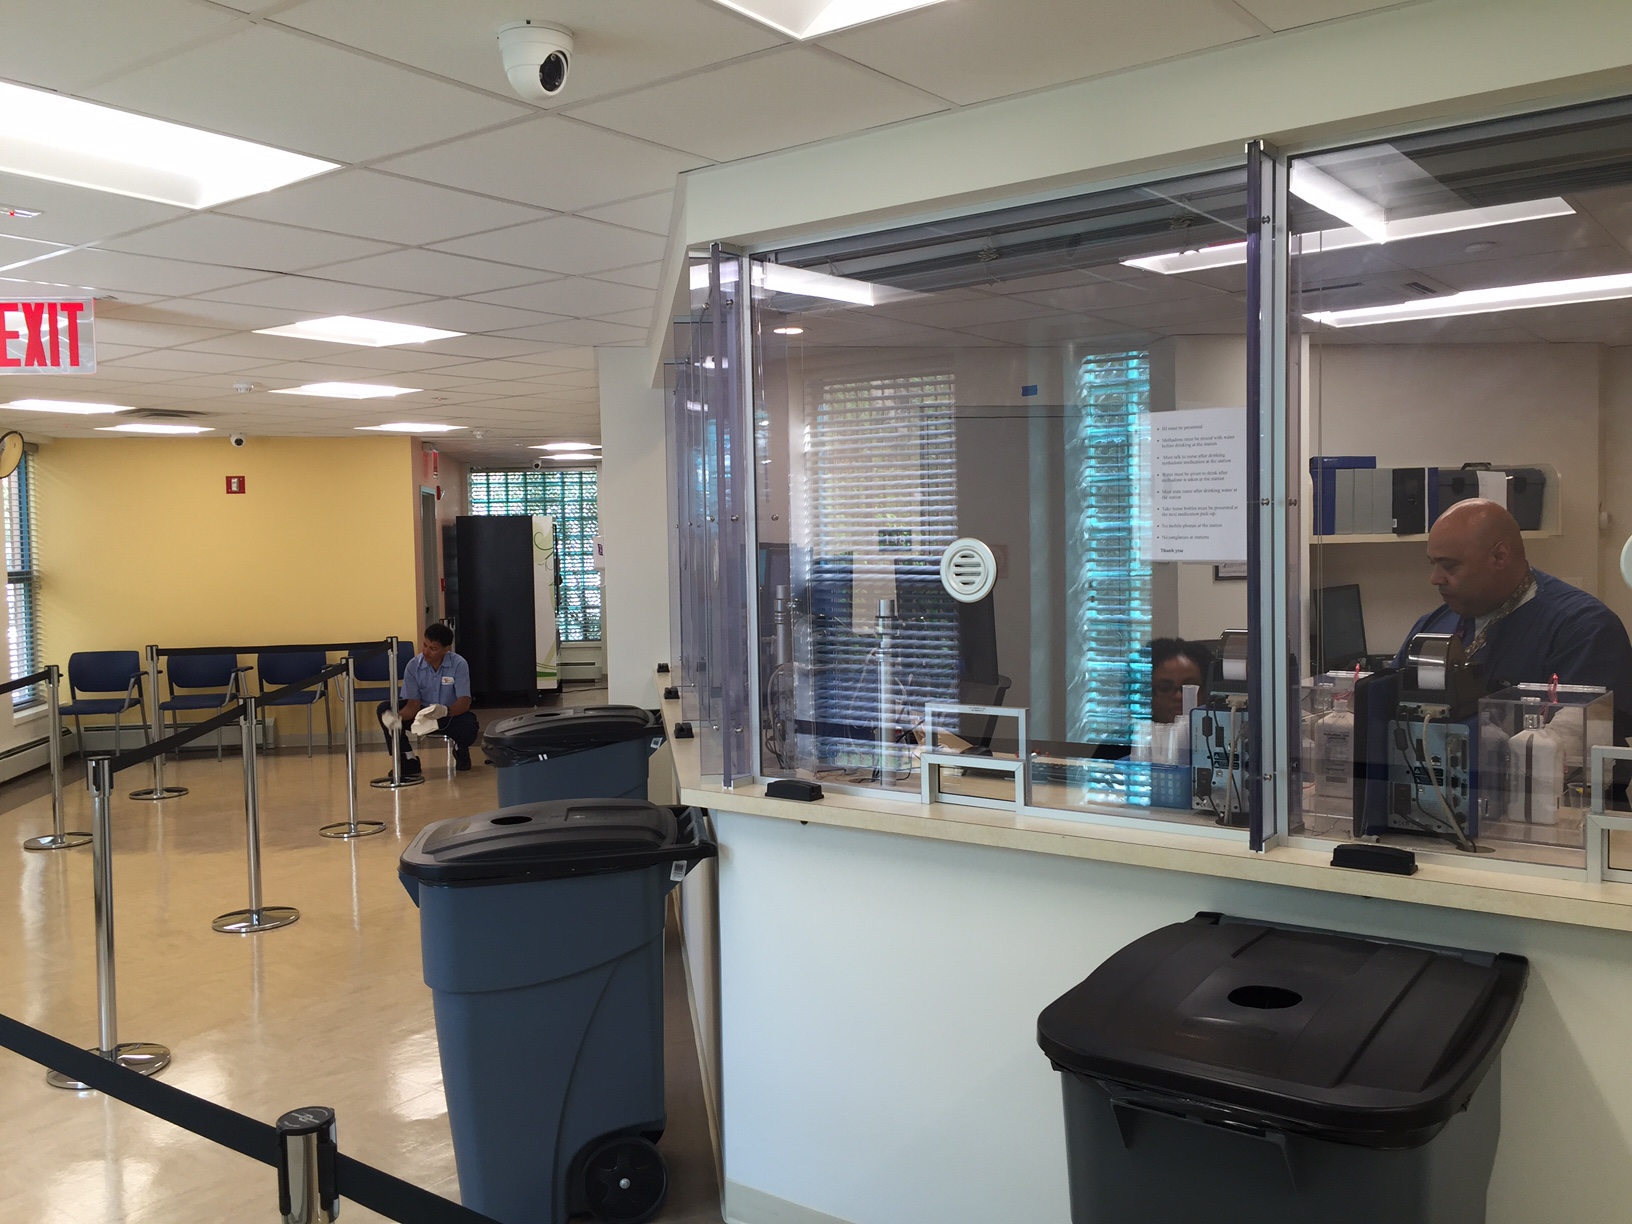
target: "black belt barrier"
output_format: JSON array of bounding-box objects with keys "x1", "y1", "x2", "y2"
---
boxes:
[{"x1": 0, "y1": 1010, "x2": 501, "y2": 1224}]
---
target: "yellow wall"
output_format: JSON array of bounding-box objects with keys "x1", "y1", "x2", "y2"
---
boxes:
[{"x1": 34, "y1": 437, "x2": 420, "y2": 727}]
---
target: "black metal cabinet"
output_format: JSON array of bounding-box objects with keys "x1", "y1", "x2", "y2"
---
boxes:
[{"x1": 452, "y1": 515, "x2": 536, "y2": 704}]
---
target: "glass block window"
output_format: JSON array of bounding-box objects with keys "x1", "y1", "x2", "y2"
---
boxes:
[
  {"x1": 3, "y1": 453, "x2": 40, "y2": 709},
  {"x1": 468, "y1": 468, "x2": 601, "y2": 642}
]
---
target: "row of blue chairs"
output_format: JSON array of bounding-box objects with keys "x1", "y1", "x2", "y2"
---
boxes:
[{"x1": 61, "y1": 644, "x2": 417, "y2": 759}]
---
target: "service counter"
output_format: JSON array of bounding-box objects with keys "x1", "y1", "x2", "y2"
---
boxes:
[{"x1": 657, "y1": 680, "x2": 1632, "y2": 1224}]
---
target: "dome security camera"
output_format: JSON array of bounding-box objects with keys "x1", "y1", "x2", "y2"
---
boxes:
[
  {"x1": 531, "y1": 457, "x2": 545, "y2": 471},
  {"x1": 498, "y1": 21, "x2": 573, "y2": 102},
  {"x1": 230, "y1": 434, "x2": 247, "y2": 448}
]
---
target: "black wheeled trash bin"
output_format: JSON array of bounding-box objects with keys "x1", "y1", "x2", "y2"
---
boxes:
[
  {"x1": 1037, "y1": 912, "x2": 1527, "y2": 1224},
  {"x1": 399, "y1": 798, "x2": 717, "y2": 1224},
  {"x1": 482, "y1": 707, "x2": 664, "y2": 807}
]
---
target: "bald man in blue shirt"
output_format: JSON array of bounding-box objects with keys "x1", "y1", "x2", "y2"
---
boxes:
[
  {"x1": 378, "y1": 623, "x2": 479, "y2": 775},
  {"x1": 1395, "y1": 499, "x2": 1632, "y2": 744}
]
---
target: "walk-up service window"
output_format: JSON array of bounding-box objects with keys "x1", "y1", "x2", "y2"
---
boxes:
[{"x1": 1292, "y1": 97, "x2": 1632, "y2": 874}]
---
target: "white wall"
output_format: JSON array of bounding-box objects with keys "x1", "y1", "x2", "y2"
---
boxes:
[
  {"x1": 715, "y1": 812, "x2": 1632, "y2": 1224},
  {"x1": 597, "y1": 347, "x2": 673, "y2": 705}
]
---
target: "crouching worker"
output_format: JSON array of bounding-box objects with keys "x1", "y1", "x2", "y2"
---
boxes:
[{"x1": 378, "y1": 623, "x2": 479, "y2": 776}]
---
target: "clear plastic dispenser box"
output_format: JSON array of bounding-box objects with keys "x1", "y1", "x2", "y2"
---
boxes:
[
  {"x1": 1037, "y1": 912, "x2": 1527, "y2": 1224},
  {"x1": 400, "y1": 799, "x2": 716, "y2": 1224},
  {"x1": 1478, "y1": 683, "x2": 1612, "y2": 849}
]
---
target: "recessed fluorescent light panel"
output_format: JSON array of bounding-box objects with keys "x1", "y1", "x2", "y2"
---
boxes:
[
  {"x1": 0, "y1": 80, "x2": 337, "y2": 209},
  {"x1": 2, "y1": 399, "x2": 132, "y2": 415},
  {"x1": 547, "y1": 453, "x2": 596, "y2": 461},
  {"x1": 703, "y1": 261, "x2": 918, "y2": 307},
  {"x1": 355, "y1": 423, "x2": 465, "y2": 433},
  {"x1": 269, "y1": 383, "x2": 419, "y2": 400},
  {"x1": 1305, "y1": 271, "x2": 1632, "y2": 328},
  {"x1": 531, "y1": 442, "x2": 600, "y2": 452},
  {"x1": 1289, "y1": 162, "x2": 1389, "y2": 242},
  {"x1": 1124, "y1": 198, "x2": 1576, "y2": 276},
  {"x1": 97, "y1": 423, "x2": 212, "y2": 434},
  {"x1": 254, "y1": 316, "x2": 464, "y2": 347},
  {"x1": 708, "y1": 0, "x2": 949, "y2": 38}
]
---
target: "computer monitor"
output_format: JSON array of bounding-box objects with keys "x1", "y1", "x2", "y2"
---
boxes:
[{"x1": 1312, "y1": 583, "x2": 1368, "y2": 672}]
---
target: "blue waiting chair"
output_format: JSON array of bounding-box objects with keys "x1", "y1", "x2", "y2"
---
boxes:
[
  {"x1": 60, "y1": 650, "x2": 147, "y2": 757},
  {"x1": 159, "y1": 653, "x2": 249, "y2": 761},
  {"x1": 349, "y1": 642, "x2": 417, "y2": 706},
  {"x1": 257, "y1": 651, "x2": 333, "y2": 758}
]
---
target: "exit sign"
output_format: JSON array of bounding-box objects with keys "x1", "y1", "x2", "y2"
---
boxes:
[
  {"x1": 226, "y1": 476, "x2": 246, "y2": 494},
  {"x1": 0, "y1": 299, "x2": 95, "y2": 373}
]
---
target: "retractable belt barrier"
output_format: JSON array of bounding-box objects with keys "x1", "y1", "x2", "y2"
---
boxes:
[{"x1": 0, "y1": 1009, "x2": 502, "y2": 1224}]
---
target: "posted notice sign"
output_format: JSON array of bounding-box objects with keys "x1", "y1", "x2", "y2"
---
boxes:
[
  {"x1": 1151, "y1": 406, "x2": 1248, "y2": 562},
  {"x1": 1, "y1": 299, "x2": 95, "y2": 373}
]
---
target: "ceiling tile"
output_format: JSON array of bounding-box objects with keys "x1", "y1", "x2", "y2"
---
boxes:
[
  {"x1": 100, "y1": 215, "x2": 396, "y2": 274},
  {"x1": 593, "y1": 262, "x2": 664, "y2": 290},
  {"x1": 1231, "y1": 0, "x2": 1404, "y2": 32},
  {"x1": 307, "y1": 348, "x2": 481, "y2": 373},
  {"x1": 377, "y1": 117, "x2": 707, "y2": 211},
  {"x1": 177, "y1": 333, "x2": 364, "y2": 362},
  {"x1": 274, "y1": 0, "x2": 785, "y2": 106},
  {"x1": 14, "y1": 248, "x2": 264, "y2": 297},
  {"x1": 121, "y1": 299, "x2": 302, "y2": 332},
  {"x1": 0, "y1": 234, "x2": 69, "y2": 269},
  {"x1": 494, "y1": 317, "x2": 645, "y2": 346},
  {"x1": 306, "y1": 249, "x2": 544, "y2": 296},
  {"x1": 371, "y1": 298, "x2": 571, "y2": 334},
  {"x1": 474, "y1": 276, "x2": 652, "y2": 316},
  {"x1": 0, "y1": 173, "x2": 191, "y2": 247},
  {"x1": 579, "y1": 192, "x2": 674, "y2": 236},
  {"x1": 88, "y1": 24, "x2": 529, "y2": 163},
  {"x1": 432, "y1": 214, "x2": 668, "y2": 275},
  {"x1": 0, "y1": 0, "x2": 242, "y2": 92},
  {"x1": 220, "y1": 169, "x2": 550, "y2": 246},
  {"x1": 101, "y1": 349, "x2": 278, "y2": 375},
  {"x1": 571, "y1": 47, "x2": 947, "y2": 162},
  {"x1": 595, "y1": 308, "x2": 655, "y2": 328},
  {"x1": 819, "y1": 0, "x2": 1254, "y2": 107},
  {"x1": 414, "y1": 335, "x2": 551, "y2": 360},
  {"x1": 191, "y1": 276, "x2": 433, "y2": 316}
]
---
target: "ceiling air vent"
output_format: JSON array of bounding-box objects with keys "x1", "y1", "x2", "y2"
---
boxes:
[
  {"x1": 939, "y1": 537, "x2": 997, "y2": 603},
  {"x1": 1404, "y1": 282, "x2": 1439, "y2": 296},
  {"x1": 133, "y1": 408, "x2": 208, "y2": 419}
]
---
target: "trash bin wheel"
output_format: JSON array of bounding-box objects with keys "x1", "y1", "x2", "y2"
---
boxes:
[{"x1": 583, "y1": 1135, "x2": 668, "y2": 1224}]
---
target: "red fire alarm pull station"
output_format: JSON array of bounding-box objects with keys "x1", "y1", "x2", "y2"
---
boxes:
[{"x1": 226, "y1": 476, "x2": 246, "y2": 494}]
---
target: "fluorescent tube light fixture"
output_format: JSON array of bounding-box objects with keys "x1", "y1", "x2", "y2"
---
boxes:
[
  {"x1": 772, "y1": 325, "x2": 805, "y2": 335},
  {"x1": 531, "y1": 442, "x2": 600, "y2": 451},
  {"x1": 702, "y1": 261, "x2": 917, "y2": 306},
  {"x1": 0, "y1": 81, "x2": 338, "y2": 209},
  {"x1": 1306, "y1": 270, "x2": 1632, "y2": 328},
  {"x1": 547, "y1": 453, "x2": 596, "y2": 461},
  {"x1": 708, "y1": 0, "x2": 948, "y2": 38},
  {"x1": 2, "y1": 399, "x2": 132, "y2": 415},
  {"x1": 1124, "y1": 198, "x2": 1576, "y2": 275},
  {"x1": 1290, "y1": 162, "x2": 1389, "y2": 242},
  {"x1": 253, "y1": 316, "x2": 464, "y2": 347},
  {"x1": 97, "y1": 423, "x2": 212, "y2": 434},
  {"x1": 270, "y1": 383, "x2": 419, "y2": 400},
  {"x1": 355, "y1": 423, "x2": 465, "y2": 433}
]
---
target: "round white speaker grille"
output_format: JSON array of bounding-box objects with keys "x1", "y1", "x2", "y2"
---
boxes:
[{"x1": 940, "y1": 538, "x2": 997, "y2": 603}]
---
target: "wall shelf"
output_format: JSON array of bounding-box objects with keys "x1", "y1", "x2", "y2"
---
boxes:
[{"x1": 1312, "y1": 529, "x2": 1559, "y2": 545}]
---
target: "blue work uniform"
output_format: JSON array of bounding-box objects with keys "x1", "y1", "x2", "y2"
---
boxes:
[
  {"x1": 1395, "y1": 569, "x2": 1632, "y2": 743},
  {"x1": 401, "y1": 651, "x2": 471, "y2": 707}
]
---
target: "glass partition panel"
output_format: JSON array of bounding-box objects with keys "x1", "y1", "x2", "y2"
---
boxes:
[
  {"x1": 1291, "y1": 97, "x2": 1632, "y2": 870},
  {"x1": 750, "y1": 167, "x2": 1255, "y2": 828}
]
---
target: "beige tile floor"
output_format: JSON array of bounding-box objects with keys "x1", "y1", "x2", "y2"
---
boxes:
[{"x1": 0, "y1": 705, "x2": 721, "y2": 1223}]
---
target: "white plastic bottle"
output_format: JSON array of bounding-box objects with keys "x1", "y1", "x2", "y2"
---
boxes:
[
  {"x1": 1313, "y1": 691, "x2": 1355, "y2": 799},
  {"x1": 1507, "y1": 710, "x2": 1564, "y2": 825}
]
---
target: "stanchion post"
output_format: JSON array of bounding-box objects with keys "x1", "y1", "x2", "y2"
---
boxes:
[
  {"x1": 321, "y1": 656, "x2": 384, "y2": 839},
  {"x1": 213, "y1": 696, "x2": 299, "y2": 934},
  {"x1": 47, "y1": 756, "x2": 170, "y2": 1088},
  {"x1": 371, "y1": 635, "x2": 423, "y2": 790},
  {"x1": 277, "y1": 1107, "x2": 339, "y2": 1224},
  {"x1": 130, "y1": 644, "x2": 186, "y2": 802},
  {"x1": 24, "y1": 664, "x2": 90, "y2": 851}
]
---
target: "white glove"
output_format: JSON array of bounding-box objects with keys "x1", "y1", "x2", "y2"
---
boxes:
[
  {"x1": 412, "y1": 704, "x2": 448, "y2": 736},
  {"x1": 380, "y1": 709, "x2": 402, "y2": 733}
]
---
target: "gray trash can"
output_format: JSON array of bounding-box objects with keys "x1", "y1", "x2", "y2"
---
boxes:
[
  {"x1": 400, "y1": 799, "x2": 716, "y2": 1224},
  {"x1": 1037, "y1": 912, "x2": 1527, "y2": 1224},
  {"x1": 482, "y1": 707, "x2": 664, "y2": 807}
]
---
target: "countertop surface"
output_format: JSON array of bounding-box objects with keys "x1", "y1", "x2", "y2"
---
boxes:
[{"x1": 655, "y1": 677, "x2": 1632, "y2": 933}]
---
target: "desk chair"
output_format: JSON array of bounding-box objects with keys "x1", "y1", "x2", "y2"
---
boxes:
[
  {"x1": 257, "y1": 651, "x2": 333, "y2": 758},
  {"x1": 160, "y1": 654, "x2": 249, "y2": 760},
  {"x1": 60, "y1": 651, "x2": 148, "y2": 757}
]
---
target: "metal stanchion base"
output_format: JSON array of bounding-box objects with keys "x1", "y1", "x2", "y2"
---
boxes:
[
  {"x1": 23, "y1": 831, "x2": 92, "y2": 851},
  {"x1": 369, "y1": 774, "x2": 424, "y2": 789},
  {"x1": 212, "y1": 906, "x2": 300, "y2": 934},
  {"x1": 318, "y1": 820, "x2": 387, "y2": 839},
  {"x1": 47, "y1": 1042, "x2": 171, "y2": 1089},
  {"x1": 129, "y1": 786, "x2": 188, "y2": 801}
]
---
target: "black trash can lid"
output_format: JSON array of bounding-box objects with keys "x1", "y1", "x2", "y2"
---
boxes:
[
  {"x1": 400, "y1": 798, "x2": 683, "y2": 885},
  {"x1": 481, "y1": 706, "x2": 661, "y2": 763},
  {"x1": 1037, "y1": 913, "x2": 1527, "y2": 1147}
]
